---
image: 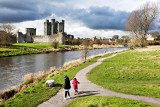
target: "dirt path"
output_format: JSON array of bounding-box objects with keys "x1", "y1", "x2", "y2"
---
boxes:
[{"x1": 38, "y1": 52, "x2": 160, "y2": 107}]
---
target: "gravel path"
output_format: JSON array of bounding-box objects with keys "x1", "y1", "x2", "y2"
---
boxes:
[{"x1": 38, "y1": 52, "x2": 160, "y2": 107}]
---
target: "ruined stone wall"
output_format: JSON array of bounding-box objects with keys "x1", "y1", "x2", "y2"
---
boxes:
[
  {"x1": 17, "y1": 32, "x2": 33, "y2": 43},
  {"x1": 32, "y1": 35, "x2": 50, "y2": 43},
  {"x1": 26, "y1": 28, "x2": 36, "y2": 36},
  {"x1": 17, "y1": 32, "x2": 26, "y2": 43},
  {"x1": 32, "y1": 33, "x2": 65, "y2": 44}
]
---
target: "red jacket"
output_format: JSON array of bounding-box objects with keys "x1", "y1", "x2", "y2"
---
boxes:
[{"x1": 72, "y1": 80, "x2": 80, "y2": 90}]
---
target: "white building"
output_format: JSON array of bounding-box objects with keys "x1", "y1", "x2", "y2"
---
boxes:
[{"x1": 146, "y1": 34, "x2": 154, "y2": 41}]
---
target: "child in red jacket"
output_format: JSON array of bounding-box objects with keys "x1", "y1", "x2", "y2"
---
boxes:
[{"x1": 72, "y1": 78, "x2": 80, "y2": 95}]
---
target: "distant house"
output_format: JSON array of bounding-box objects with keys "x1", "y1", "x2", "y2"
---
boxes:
[{"x1": 146, "y1": 34, "x2": 155, "y2": 41}]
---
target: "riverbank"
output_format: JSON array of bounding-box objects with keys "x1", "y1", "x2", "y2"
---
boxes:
[
  {"x1": 0, "y1": 50, "x2": 126, "y2": 106},
  {"x1": 0, "y1": 43, "x2": 124, "y2": 57},
  {"x1": 88, "y1": 45, "x2": 160, "y2": 98}
]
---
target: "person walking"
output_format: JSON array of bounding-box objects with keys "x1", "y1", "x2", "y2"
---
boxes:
[
  {"x1": 64, "y1": 75, "x2": 71, "y2": 100},
  {"x1": 72, "y1": 78, "x2": 80, "y2": 95}
]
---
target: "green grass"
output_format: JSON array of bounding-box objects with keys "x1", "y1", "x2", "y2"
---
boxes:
[
  {"x1": 12, "y1": 43, "x2": 52, "y2": 49},
  {"x1": 0, "y1": 48, "x2": 40, "y2": 57},
  {"x1": 12, "y1": 43, "x2": 72, "y2": 49},
  {"x1": 0, "y1": 43, "x2": 72, "y2": 57},
  {"x1": 0, "y1": 48, "x2": 18, "y2": 51},
  {"x1": 0, "y1": 52, "x2": 114, "y2": 107},
  {"x1": 88, "y1": 51, "x2": 160, "y2": 98},
  {"x1": 67, "y1": 96, "x2": 157, "y2": 107}
]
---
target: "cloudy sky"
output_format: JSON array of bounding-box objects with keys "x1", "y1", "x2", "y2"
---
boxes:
[{"x1": 0, "y1": 0, "x2": 159, "y2": 38}]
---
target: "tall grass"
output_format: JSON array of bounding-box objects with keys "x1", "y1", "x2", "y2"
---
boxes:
[{"x1": 23, "y1": 73, "x2": 34, "y2": 84}]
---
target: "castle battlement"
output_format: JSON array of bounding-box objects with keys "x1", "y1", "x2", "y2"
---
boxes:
[{"x1": 44, "y1": 19, "x2": 64, "y2": 36}]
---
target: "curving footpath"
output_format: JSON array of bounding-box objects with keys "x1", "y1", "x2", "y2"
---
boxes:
[{"x1": 38, "y1": 52, "x2": 160, "y2": 107}]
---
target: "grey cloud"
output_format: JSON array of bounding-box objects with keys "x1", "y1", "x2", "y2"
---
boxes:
[
  {"x1": 0, "y1": 0, "x2": 130, "y2": 30},
  {"x1": 0, "y1": 0, "x2": 51, "y2": 23},
  {"x1": 72, "y1": 7, "x2": 130, "y2": 30}
]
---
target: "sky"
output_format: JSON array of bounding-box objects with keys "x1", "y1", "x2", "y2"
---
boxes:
[{"x1": 0, "y1": 0, "x2": 159, "y2": 38}]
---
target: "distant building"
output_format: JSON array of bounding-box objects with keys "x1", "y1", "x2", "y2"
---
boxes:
[
  {"x1": 146, "y1": 34, "x2": 155, "y2": 41},
  {"x1": 17, "y1": 19, "x2": 74, "y2": 44}
]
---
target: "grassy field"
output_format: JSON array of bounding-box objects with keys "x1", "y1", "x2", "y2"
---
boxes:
[
  {"x1": 12, "y1": 43, "x2": 72, "y2": 49},
  {"x1": 0, "y1": 43, "x2": 72, "y2": 57},
  {"x1": 67, "y1": 96, "x2": 157, "y2": 107},
  {"x1": 0, "y1": 52, "x2": 114, "y2": 107},
  {"x1": 12, "y1": 43, "x2": 51, "y2": 49},
  {"x1": 88, "y1": 51, "x2": 160, "y2": 98}
]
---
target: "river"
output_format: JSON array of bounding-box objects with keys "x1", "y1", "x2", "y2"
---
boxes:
[{"x1": 0, "y1": 47, "x2": 127, "y2": 92}]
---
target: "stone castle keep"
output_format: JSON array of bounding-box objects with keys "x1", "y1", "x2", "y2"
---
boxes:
[{"x1": 17, "y1": 19, "x2": 74, "y2": 44}]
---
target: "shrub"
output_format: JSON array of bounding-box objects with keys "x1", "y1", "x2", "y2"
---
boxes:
[
  {"x1": 147, "y1": 40, "x2": 160, "y2": 45},
  {"x1": 51, "y1": 40, "x2": 59, "y2": 49}
]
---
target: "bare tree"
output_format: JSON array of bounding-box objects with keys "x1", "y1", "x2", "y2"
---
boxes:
[
  {"x1": 81, "y1": 39, "x2": 89, "y2": 61},
  {"x1": 125, "y1": 2, "x2": 159, "y2": 47},
  {"x1": 0, "y1": 23, "x2": 16, "y2": 46},
  {"x1": 0, "y1": 23, "x2": 15, "y2": 34}
]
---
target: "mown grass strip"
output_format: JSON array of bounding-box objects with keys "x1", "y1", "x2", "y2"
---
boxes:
[
  {"x1": 0, "y1": 48, "x2": 18, "y2": 51},
  {"x1": 0, "y1": 52, "x2": 115, "y2": 107},
  {"x1": 0, "y1": 49, "x2": 40, "y2": 57},
  {"x1": 12, "y1": 43, "x2": 72, "y2": 49},
  {"x1": 67, "y1": 96, "x2": 157, "y2": 107},
  {"x1": 88, "y1": 51, "x2": 160, "y2": 98}
]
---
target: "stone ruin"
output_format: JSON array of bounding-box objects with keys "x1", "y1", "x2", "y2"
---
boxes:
[{"x1": 17, "y1": 19, "x2": 74, "y2": 44}]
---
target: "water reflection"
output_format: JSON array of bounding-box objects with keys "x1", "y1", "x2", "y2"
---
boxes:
[{"x1": 0, "y1": 47, "x2": 127, "y2": 92}]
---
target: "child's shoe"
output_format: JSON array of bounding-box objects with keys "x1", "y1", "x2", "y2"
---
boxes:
[{"x1": 67, "y1": 96, "x2": 71, "y2": 99}]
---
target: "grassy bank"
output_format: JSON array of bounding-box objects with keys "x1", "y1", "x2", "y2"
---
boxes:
[
  {"x1": 0, "y1": 43, "x2": 72, "y2": 57},
  {"x1": 67, "y1": 96, "x2": 157, "y2": 107},
  {"x1": 0, "y1": 52, "x2": 115, "y2": 107},
  {"x1": 0, "y1": 48, "x2": 41, "y2": 57},
  {"x1": 88, "y1": 51, "x2": 160, "y2": 98}
]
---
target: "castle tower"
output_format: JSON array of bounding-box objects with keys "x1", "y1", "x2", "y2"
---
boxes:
[
  {"x1": 44, "y1": 20, "x2": 51, "y2": 35},
  {"x1": 59, "y1": 20, "x2": 64, "y2": 33},
  {"x1": 44, "y1": 19, "x2": 65, "y2": 35},
  {"x1": 25, "y1": 28, "x2": 36, "y2": 36},
  {"x1": 51, "y1": 19, "x2": 55, "y2": 35}
]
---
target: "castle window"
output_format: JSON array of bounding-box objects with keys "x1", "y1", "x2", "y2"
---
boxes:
[{"x1": 30, "y1": 33, "x2": 32, "y2": 36}]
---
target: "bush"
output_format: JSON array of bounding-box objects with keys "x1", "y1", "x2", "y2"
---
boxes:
[
  {"x1": 51, "y1": 41, "x2": 59, "y2": 49},
  {"x1": 0, "y1": 32, "x2": 16, "y2": 46},
  {"x1": 147, "y1": 40, "x2": 160, "y2": 45}
]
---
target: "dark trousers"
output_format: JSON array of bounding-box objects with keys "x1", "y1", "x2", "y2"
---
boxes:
[{"x1": 65, "y1": 91, "x2": 70, "y2": 98}]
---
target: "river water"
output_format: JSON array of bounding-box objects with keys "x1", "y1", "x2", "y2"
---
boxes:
[{"x1": 0, "y1": 47, "x2": 127, "y2": 92}]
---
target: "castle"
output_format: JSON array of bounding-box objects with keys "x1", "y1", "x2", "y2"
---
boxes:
[{"x1": 17, "y1": 19, "x2": 74, "y2": 44}]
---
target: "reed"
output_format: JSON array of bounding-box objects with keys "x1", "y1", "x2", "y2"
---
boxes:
[{"x1": 23, "y1": 73, "x2": 34, "y2": 84}]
